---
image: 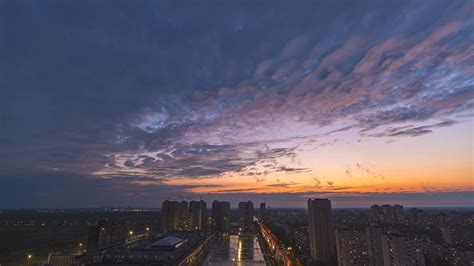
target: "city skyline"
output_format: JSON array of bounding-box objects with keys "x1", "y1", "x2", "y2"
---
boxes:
[
  {"x1": 1, "y1": 0, "x2": 473, "y2": 208},
  {"x1": 1, "y1": 199, "x2": 472, "y2": 265}
]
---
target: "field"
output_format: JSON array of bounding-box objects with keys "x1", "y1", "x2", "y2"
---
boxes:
[
  {"x1": 0, "y1": 209, "x2": 160, "y2": 265},
  {"x1": 0, "y1": 225, "x2": 88, "y2": 265}
]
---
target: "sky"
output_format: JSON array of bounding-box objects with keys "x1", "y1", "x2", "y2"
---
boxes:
[{"x1": 0, "y1": 0, "x2": 473, "y2": 208}]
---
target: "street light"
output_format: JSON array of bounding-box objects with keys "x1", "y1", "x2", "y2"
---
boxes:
[
  {"x1": 146, "y1": 227, "x2": 150, "y2": 231},
  {"x1": 129, "y1": 230, "x2": 134, "y2": 236},
  {"x1": 27, "y1": 254, "x2": 32, "y2": 266}
]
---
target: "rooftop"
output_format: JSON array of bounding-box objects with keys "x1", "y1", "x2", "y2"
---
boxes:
[
  {"x1": 91, "y1": 233, "x2": 207, "y2": 265},
  {"x1": 151, "y1": 236, "x2": 185, "y2": 248}
]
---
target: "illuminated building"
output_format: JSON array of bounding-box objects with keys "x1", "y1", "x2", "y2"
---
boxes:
[
  {"x1": 335, "y1": 228, "x2": 370, "y2": 266},
  {"x1": 381, "y1": 233, "x2": 425, "y2": 266},
  {"x1": 366, "y1": 226, "x2": 384, "y2": 266}
]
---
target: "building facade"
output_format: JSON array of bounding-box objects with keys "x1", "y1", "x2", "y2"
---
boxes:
[
  {"x1": 307, "y1": 198, "x2": 336, "y2": 262},
  {"x1": 335, "y1": 228, "x2": 370, "y2": 266},
  {"x1": 189, "y1": 200, "x2": 207, "y2": 230},
  {"x1": 366, "y1": 226, "x2": 384, "y2": 266},
  {"x1": 212, "y1": 200, "x2": 230, "y2": 232},
  {"x1": 381, "y1": 233, "x2": 425, "y2": 266},
  {"x1": 238, "y1": 201, "x2": 254, "y2": 232},
  {"x1": 86, "y1": 220, "x2": 127, "y2": 258},
  {"x1": 161, "y1": 200, "x2": 181, "y2": 233},
  {"x1": 179, "y1": 200, "x2": 189, "y2": 230}
]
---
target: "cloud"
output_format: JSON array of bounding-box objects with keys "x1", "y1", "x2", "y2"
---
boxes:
[
  {"x1": 267, "y1": 182, "x2": 299, "y2": 188},
  {"x1": 0, "y1": 0, "x2": 473, "y2": 206},
  {"x1": 345, "y1": 168, "x2": 352, "y2": 178},
  {"x1": 368, "y1": 120, "x2": 458, "y2": 138},
  {"x1": 313, "y1": 177, "x2": 321, "y2": 188},
  {"x1": 354, "y1": 163, "x2": 384, "y2": 180}
]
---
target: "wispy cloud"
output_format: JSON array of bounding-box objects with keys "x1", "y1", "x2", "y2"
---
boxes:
[{"x1": 368, "y1": 120, "x2": 458, "y2": 138}]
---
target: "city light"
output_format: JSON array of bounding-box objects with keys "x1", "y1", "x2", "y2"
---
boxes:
[
  {"x1": 3, "y1": 199, "x2": 472, "y2": 265},
  {"x1": 237, "y1": 238, "x2": 242, "y2": 261}
]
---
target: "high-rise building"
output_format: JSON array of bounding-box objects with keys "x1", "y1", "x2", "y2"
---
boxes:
[
  {"x1": 189, "y1": 200, "x2": 207, "y2": 230},
  {"x1": 371, "y1": 205, "x2": 404, "y2": 225},
  {"x1": 238, "y1": 201, "x2": 254, "y2": 232},
  {"x1": 335, "y1": 228, "x2": 370, "y2": 266},
  {"x1": 382, "y1": 205, "x2": 396, "y2": 224},
  {"x1": 410, "y1": 208, "x2": 426, "y2": 227},
  {"x1": 212, "y1": 200, "x2": 230, "y2": 232},
  {"x1": 370, "y1": 205, "x2": 383, "y2": 223},
  {"x1": 161, "y1": 200, "x2": 180, "y2": 233},
  {"x1": 86, "y1": 220, "x2": 126, "y2": 258},
  {"x1": 381, "y1": 233, "x2": 425, "y2": 266},
  {"x1": 307, "y1": 198, "x2": 336, "y2": 262},
  {"x1": 200, "y1": 200, "x2": 207, "y2": 228},
  {"x1": 366, "y1": 226, "x2": 384, "y2": 266},
  {"x1": 189, "y1": 201, "x2": 200, "y2": 230},
  {"x1": 260, "y1": 202, "x2": 266, "y2": 213},
  {"x1": 179, "y1": 200, "x2": 189, "y2": 230},
  {"x1": 394, "y1": 205, "x2": 404, "y2": 224}
]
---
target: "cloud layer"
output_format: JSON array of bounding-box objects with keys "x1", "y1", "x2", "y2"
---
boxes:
[{"x1": 0, "y1": 0, "x2": 473, "y2": 207}]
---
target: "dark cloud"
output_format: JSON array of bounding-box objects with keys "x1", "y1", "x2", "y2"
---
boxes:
[
  {"x1": 275, "y1": 166, "x2": 308, "y2": 173},
  {"x1": 267, "y1": 182, "x2": 299, "y2": 188},
  {"x1": 368, "y1": 120, "x2": 458, "y2": 138}
]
